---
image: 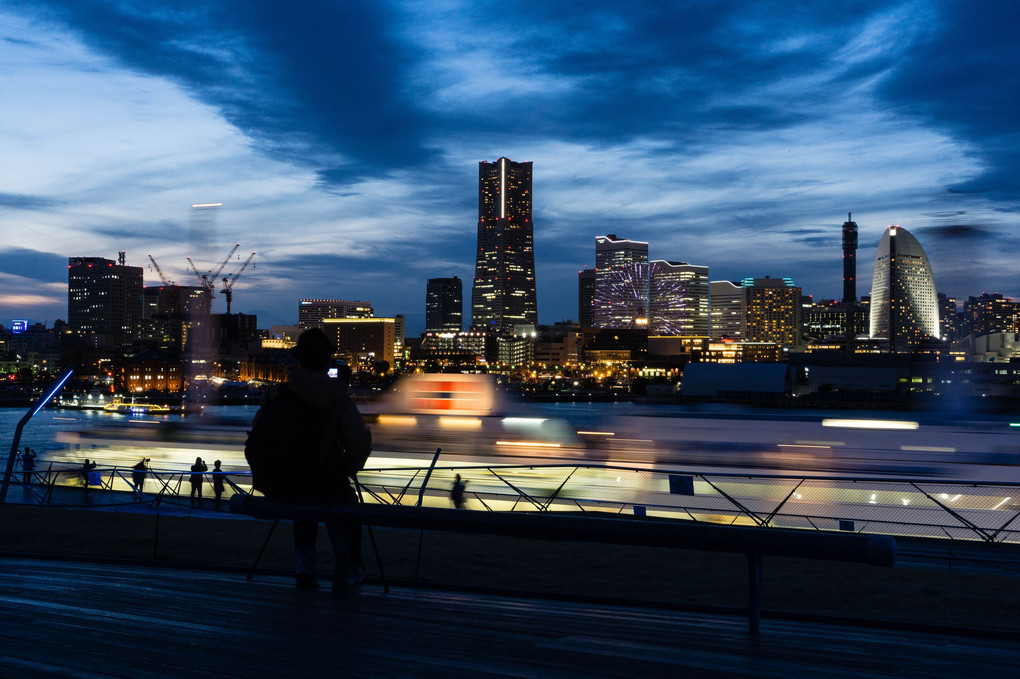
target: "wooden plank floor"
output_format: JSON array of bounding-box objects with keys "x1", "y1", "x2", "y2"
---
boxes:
[{"x1": 0, "y1": 557, "x2": 1016, "y2": 678}]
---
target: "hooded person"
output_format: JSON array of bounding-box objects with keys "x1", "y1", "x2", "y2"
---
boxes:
[{"x1": 253, "y1": 327, "x2": 372, "y2": 590}]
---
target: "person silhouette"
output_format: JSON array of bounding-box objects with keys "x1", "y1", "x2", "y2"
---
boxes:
[
  {"x1": 20, "y1": 447, "x2": 37, "y2": 485},
  {"x1": 81, "y1": 459, "x2": 97, "y2": 494},
  {"x1": 212, "y1": 460, "x2": 226, "y2": 508},
  {"x1": 451, "y1": 474, "x2": 467, "y2": 509},
  {"x1": 189, "y1": 457, "x2": 208, "y2": 505},
  {"x1": 132, "y1": 458, "x2": 150, "y2": 493}
]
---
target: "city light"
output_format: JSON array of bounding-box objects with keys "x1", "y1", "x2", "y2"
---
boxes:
[{"x1": 822, "y1": 419, "x2": 919, "y2": 430}]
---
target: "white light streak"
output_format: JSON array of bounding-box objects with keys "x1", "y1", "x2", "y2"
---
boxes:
[
  {"x1": 377, "y1": 415, "x2": 418, "y2": 426},
  {"x1": 495, "y1": 440, "x2": 561, "y2": 448},
  {"x1": 822, "y1": 419, "x2": 919, "y2": 430},
  {"x1": 439, "y1": 417, "x2": 482, "y2": 429},
  {"x1": 992, "y1": 497, "x2": 1012, "y2": 510}
]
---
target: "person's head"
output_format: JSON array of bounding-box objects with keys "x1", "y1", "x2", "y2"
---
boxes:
[
  {"x1": 292, "y1": 328, "x2": 335, "y2": 372},
  {"x1": 455, "y1": 474, "x2": 461, "y2": 481},
  {"x1": 195, "y1": 457, "x2": 203, "y2": 464},
  {"x1": 214, "y1": 460, "x2": 221, "y2": 468}
]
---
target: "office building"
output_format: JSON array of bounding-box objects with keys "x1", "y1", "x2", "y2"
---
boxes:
[
  {"x1": 842, "y1": 212, "x2": 858, "y2": 303},
  {"x1": 68, "y1": 254, "x2": 143, "y2": 348},
  {"x1": 471, "y1": 158, "x2": 537, "y2": 330},
  {"x1": 962, "y1": 293, "x2": 1017, "y2": 337},
  {"x1": 298, "y1": 299, "x2": 374, "y2": 329},
  {"x1": 426, "y1": 277, "x2": 463, "y2": 332},
  {"x1": 743, "y1": 277, "x2": 802, "y2": 349},
  {"x1": 709, "y1": 281, "x2": 745, "y2": 341},
  {"x1": 938, "y1": 293, "x2": 962, "y2": 344},
  {"x1": 323, "y1": 317, "x2": 396, "y2": 372},
  {"x1": 578, "y1": 268, "x2": 596, "y2": 327},
  {"x1": 594, "y1": 235, "x2": 648, "y2": 328},
  {"x1": 869, "y1": 226, "x2": 940, "y2": 351},
  {"x1": 648, "y1": 261, "x2": 709, "y2": 336}
]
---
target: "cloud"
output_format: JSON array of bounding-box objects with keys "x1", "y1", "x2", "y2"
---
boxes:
[
  {"x1": 0, "y1": 192, "x2": 61, "y2": 210},
  {"x1": 0, "y1": 248, "x2": 69, "y2": 283},
  {"x1": 878, "y1": 2, "x2": 1020, "y2": 196}
]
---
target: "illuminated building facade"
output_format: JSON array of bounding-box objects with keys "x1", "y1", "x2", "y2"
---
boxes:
[
  {"x1": 578, "y1": 268, "x2": 595, "y2": 327},
  {"x1": 869, "y1": 226, "x2": 939, "y2": 351},
  {"x1": 709, "y1": 281, "x2": 744, "y2": 341},
  {"x1": 117, "y1": 348, "x2": 183, "y2": 393},
  {"x1": 68, "y1": 255, "x2": 143, "y2": 348},
  {"x1": 323, "y1": 317, "x2": 396, "y2": 372},
  {"x1": 743, "y1": 277, "x2": 802, "y2": 349},
  {"x1": 425, "y1": 277, "x2": 463, "y2": 331},
  {"x1": 471, "y1": 158, "x2": 537, "y2": 330},
  {"x1": 938, "y1": 293, "x2": 962, "y2": 344},
  {"x1": 298, "y1": 299, "x2": 374, "y2": 329},
  {"x1": 594, "y1": 235, "x2": 648, "y2": 328},
  {"x1": 648, "y1": 261, "x2": 709, "y2": 336},
  {"x1": 962, "y1": 292, "x2": 1017, "y2": 337}
]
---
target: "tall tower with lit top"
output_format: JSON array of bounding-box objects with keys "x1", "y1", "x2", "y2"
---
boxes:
[
  {"x1": 471, "y1": 158, "x2": 537, "y2": 330},
  {"x1": 842, "y1": 212, "x2": 858, "y2": 303}
]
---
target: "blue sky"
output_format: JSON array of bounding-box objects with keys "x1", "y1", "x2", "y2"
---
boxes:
[{"x1": 1, "y1": 0, "x2": 1018, "y2": 334}]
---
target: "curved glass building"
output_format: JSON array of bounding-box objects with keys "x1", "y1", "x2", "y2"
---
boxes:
[{"x1": 869, "y1": 226, "x2": 940, "y2": 351}]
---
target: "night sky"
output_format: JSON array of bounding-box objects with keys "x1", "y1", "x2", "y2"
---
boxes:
[{"x1": 2, "y1": 1, "x2": 1018, "y2": 334}]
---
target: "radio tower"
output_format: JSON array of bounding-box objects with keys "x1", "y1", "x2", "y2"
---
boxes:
[{"x1": 841, "y1": 212, "x2": 858, "y2": 303}]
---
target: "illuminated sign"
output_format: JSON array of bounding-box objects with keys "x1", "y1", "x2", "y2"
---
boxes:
[{"x1": 11, "y1": 320, "x2": 28, "y2": 334}]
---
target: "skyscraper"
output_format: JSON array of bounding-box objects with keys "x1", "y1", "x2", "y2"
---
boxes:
[
  {"x1": 68, "y1": 255, "x2": 143, "y2": 348},
  {"x1": 842, "y1": 212, "x2": 858, "y2": 303},
  {"x1": 869, "y1": 225, "x2": 940, "y2": 351},
  {"x1": 471, "y1": 158, "x2": 537, "y2": 331},
  {"x1": 578, "y1": 268, "x2": 595, "y2": 327},
  {"x1": 649, "y1": 261, "x2": 709, "y2": 336},
  {"x1": 298, "y1": 299, "x2": 374, "y2": 328},
  {"x1": 426, "y1": 276, "x2": 463, "y2": 331},
  {"x1": 594, "y1": 235, "x2": 648, "y2": 328},
  {"x1": 709, "y1": 280, "x2": 745, "y2": 341},
  {"x1": 743, "y1": 277, "x2": 802, "y2": 349}
]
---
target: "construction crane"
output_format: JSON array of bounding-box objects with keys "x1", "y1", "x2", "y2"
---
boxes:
[
  {"x1": 186, "y1": 243, "x2": 240, "y2": 300},
  {"x1": 147, "y1": 255, "x2": 176, "y2": 286},
  {"x1": 221, "y1": 251, "x2": 256, "y2": 315},
  {"x1": 147, "y1": 254, "x2": 181, "y2": 315}
]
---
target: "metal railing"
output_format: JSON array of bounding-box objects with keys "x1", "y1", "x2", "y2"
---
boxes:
[{"x1": 8, "y1": 459, "x2": 1020, "y2": 544}]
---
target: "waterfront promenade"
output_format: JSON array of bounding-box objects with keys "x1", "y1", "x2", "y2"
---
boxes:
[{"x1": 2, "y1": 556, "x2": 1019, "y2": 678}]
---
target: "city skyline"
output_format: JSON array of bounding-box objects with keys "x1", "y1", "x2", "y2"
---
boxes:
[{"x1": 2, "y1": 2, "x2": 1019, "y2": 334}]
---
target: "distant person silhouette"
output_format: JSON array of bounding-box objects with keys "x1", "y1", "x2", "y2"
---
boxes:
[
  {"x1": 20, "y1": 447, "x2": 37, "y2": 485},
  {"x1": 212, "y1": 460, "x2": 226, "y2": 508},
  {"x1": 132, "y1": 458, "x2": 150, "y2": 493},
  {"x1": 189, "y1": 457, "x2": 208, "y2": 505},
  {"x1": 451, "y1": 474, "x2": 467, "y2": 509},
  {"x1": 81, "y1": 459, "x2": 97, "y2": 494}
]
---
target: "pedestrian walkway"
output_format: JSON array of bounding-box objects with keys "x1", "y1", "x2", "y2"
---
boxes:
[{"x1": 0, "y1": 557, "x2": 1015, "y2": 678}]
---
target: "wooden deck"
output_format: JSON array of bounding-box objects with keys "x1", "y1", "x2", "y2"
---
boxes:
[{"x1": 0, "y1": 557, "x2": 1017, "y2": 678}]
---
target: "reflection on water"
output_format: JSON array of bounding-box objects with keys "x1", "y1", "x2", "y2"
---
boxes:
[{"x1": 3, "y1": 385, "x2": 1020, "y2": 482}]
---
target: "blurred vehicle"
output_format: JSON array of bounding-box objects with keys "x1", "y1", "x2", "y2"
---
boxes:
[{"x1": 366, "y1": 374, "x2": 583, "y2": 458}]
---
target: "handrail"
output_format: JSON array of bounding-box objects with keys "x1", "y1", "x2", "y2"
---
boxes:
[{"x1": 230, "y1": 492, "x2": 896, "y2": 635}]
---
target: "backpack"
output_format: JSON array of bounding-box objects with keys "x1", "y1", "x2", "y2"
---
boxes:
[{"x1": 244, "y1": 384, "x2": 331, "y2": 499}]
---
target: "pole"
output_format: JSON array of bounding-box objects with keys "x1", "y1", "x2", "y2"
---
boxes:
[
  {"x1": 414, "y1": 448, "x2": 442, "y2": 580},
  {"x1": 1, "y1": 366, "x2": 74, "y2": 504}
]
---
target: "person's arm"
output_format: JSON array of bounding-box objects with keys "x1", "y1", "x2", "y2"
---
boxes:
[{"x1": 340, "y1": 398, "x2": 372, "y2": 467}]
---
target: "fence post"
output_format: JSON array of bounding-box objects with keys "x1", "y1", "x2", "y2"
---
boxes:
[
  {"x1": 414, "y1": 449, "x2": 443, "y2": 581},
  {"x1": 747, "y1": 550, "x2": 762, "y2": 636}
]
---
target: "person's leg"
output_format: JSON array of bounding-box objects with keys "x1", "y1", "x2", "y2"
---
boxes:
[{"x1": 292, "y1": 520, "x2": 319, "y2": 587}]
